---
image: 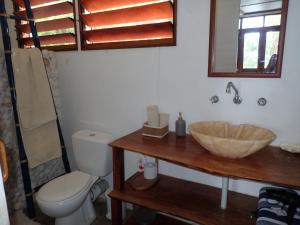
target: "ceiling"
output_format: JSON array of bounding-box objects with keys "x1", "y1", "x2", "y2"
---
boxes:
[{"x1": 240, "y1": 0, "x2": 282, "y2": 14}]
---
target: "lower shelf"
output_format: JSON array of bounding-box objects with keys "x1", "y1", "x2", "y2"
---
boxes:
[
  {"x1": 110, "y1": 173, "x2": 257, "y2": 225},
  {"x1": 124, "y1": 213, "x2": 191, "y2": 225}
]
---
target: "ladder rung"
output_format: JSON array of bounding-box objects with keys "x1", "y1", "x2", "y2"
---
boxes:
[
  {"x1": 25, "y1": 192, "x2": 34, "y2": 197},
  {"x1": 20, "y1": 159, "x2": 28, "y2": 164},
  {"x1": 0, "y1": 13, "x2": 35, "y2": 21}
]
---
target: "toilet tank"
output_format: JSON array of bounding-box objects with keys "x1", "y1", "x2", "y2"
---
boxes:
[{"x1": 72, "y1": 130, "x2": 113, "y2": 177}]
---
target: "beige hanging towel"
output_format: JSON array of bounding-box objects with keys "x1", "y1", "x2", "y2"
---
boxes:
[
  {"x1": 11, "y1": 48, "x2": 61, "y2": 168},
  {"x1": 12, "y1": 48, "x2": 57, "y2": 129}
]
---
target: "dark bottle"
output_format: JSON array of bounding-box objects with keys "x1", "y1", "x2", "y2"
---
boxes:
[{"x1": 176, "y1": 112, "x2": 186, "y2": 137}]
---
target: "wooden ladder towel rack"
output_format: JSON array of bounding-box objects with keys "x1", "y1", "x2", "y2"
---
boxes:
[
  {"x1": 0, "y1": 140, "x2": 8, "y2": 183},
  {"x1": 0, "y1": 0, "x2": 71, "y2": 218}
]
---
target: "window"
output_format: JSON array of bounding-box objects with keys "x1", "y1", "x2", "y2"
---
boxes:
[
  {"x1": 238, "y1": 13, "x2": 281, "y2": 72},
  {"x1": 79, "y1": 0, "x2": 177, "y2": 50},
  {"x1": 242, "y1": 16, "x2": 264, "y2": 29},
  {"x1": 242, "y1": 32, "x2": 260, "y2": 69},
  {"x1": 14, "y1": 0, "x2": 77, "y2": 50}
]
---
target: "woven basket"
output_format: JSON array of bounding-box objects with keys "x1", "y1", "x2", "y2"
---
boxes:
[{"x1": 142, "y1": 122, "x2": 169, "y2": 138}]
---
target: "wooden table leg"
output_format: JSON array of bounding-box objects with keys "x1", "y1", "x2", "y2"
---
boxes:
[{"x1": 112, "y1": 147, "x2": 125, "y2": 225}]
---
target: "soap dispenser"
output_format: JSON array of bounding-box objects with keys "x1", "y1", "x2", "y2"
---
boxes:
[{"x1": 175, "y1": 112, "x2": 186, "y2": 137}]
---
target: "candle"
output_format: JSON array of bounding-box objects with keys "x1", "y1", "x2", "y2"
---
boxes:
[
  {"x1": 159, "y1": 113, "x2": 169, "y2": 127},
  {"x1": 147, "y1": 105, "x2": 159, "y2": 127}
]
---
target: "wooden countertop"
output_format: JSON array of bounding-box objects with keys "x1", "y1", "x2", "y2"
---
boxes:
[{"x1": 110, "y1": 129, "x2": 300, "y2": 189}]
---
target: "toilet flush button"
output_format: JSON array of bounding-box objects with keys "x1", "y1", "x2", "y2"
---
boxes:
[{"x1": 89, "y1": 133, "x2": 96, "y2": 137}]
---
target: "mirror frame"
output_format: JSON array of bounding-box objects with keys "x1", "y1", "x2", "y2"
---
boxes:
[{"x1": 208, "y1": 0, "x2": 289, "y2": 78}]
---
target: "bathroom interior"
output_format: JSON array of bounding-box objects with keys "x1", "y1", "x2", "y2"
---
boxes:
[{"x1": 0, "y1": 0, "x2": 300, "y2": 225}]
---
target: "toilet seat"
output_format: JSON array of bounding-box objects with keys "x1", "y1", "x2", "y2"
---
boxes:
[
  {"x1": 36, "y1": 171, "x2": 97, "y2": 219},
  {"x1": 37, "y1": 171, "x2": 93, "y2": 203}
]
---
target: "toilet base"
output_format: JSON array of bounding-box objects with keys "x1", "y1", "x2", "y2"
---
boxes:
[{"x1": 55, "y1": 194, "x2": 96, "y2": 225}]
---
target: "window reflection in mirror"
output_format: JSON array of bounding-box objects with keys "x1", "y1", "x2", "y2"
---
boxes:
[
  {"x1": 238, "y1": 12, "x2": 281, "y2": 73},
  {"x1": 209, "y1": 0, "x2": 289, "y2": 78}
]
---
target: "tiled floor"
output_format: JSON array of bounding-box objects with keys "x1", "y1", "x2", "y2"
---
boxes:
[{"x1": 33, "y1": 198, "x2": 111, "y2": 225}]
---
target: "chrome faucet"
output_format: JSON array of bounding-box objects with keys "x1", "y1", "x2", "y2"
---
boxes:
[{"x1": 226, "y1": 82, "x2": 242, "y2": 104}]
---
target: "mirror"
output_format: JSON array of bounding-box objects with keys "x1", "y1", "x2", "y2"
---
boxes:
[{"x1": 208, "y1": 0, "x2": 289, "y2": 78}]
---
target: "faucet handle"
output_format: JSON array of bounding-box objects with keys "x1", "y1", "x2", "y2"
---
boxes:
[
  {"x1": 257, "y1": 98, "x2": 267, "y2": 106},
  {"x1": 210, "y1": 95, "x2": 219, "y2": 104},
  {"x1": 233, "y1": 95, "x2": 242, "y2": 104}
]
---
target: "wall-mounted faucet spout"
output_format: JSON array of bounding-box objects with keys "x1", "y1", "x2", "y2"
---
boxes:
[
  {"x1": 226, "y1": 82, "x2": 242, "y2": 104},
  {"x1": 226, "y1": 82, "x2": 238, "y2": 95}
]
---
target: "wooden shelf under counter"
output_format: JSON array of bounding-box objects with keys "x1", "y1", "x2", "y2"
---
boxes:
[
  {"x1": 110, "y1": 173, "x2": 257, "y2": 225},
  {"x1": 109, "y1": 129, "x2": 300, "y2": 225}
]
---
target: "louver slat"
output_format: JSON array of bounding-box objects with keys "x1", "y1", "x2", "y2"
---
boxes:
[
  {"x1": 15, "y1": 2, "x2": 74, "y2": 20},
  {"x1": 22, "y1": 33, "x2": 76, "y2": 46},
  {"x1": 17, "y1": 18, "x2": 74, "y2": 34},
  {"x1": 81, "y1": 0, "x2": 168, "y2": 12},
  {"x1": 81, "y1": 2, "x2": 173, "y2": 28},
  {"x1": 14, "y1": 0, "x2": 61, "y2": 8},
  {"x1": 83, "y1": 22, "x2": 173, "y2": 44}
]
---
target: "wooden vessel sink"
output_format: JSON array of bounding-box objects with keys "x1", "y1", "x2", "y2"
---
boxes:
[{"x1": 188, "y1": 121, "x2": 276, "y2": 158}]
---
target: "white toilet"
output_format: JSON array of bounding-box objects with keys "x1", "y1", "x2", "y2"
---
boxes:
[{"x1": 36, "y1": 130, "x2": 113, "y2": 225}]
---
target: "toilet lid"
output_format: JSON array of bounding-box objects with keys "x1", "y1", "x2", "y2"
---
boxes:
[{"x1": 37, "y1": 171, "x2": 93, "y2": 202}]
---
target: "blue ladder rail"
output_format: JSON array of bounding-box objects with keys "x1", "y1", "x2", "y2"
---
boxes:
[{"x1": 0, "y1": 0, "x2": 70, "y2": 218}]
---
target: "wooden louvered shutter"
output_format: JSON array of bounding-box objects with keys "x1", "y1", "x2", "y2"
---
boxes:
[
  {"x1": 14, "y1": 0, "x2": 77, "y2": 50},
  {"x1": 79, "y1": 0, "x2": 177, "y2": 50}
]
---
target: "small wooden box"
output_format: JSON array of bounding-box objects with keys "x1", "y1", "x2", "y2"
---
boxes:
[{"x1": 142, "y1": 122, "x2": 169, "y2": 138}]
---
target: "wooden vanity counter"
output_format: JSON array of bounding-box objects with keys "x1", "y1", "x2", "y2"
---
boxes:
[
  {"x1": 109, "y1": 129, "x2": 300, "y2": 225},
  {"x1": 110, "y1": 129, "x2": 300, "y2": 188}
]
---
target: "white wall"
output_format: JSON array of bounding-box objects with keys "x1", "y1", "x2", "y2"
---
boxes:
[{"x1": 47, "y1": 0, "x2": 300, "y2": 197}]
